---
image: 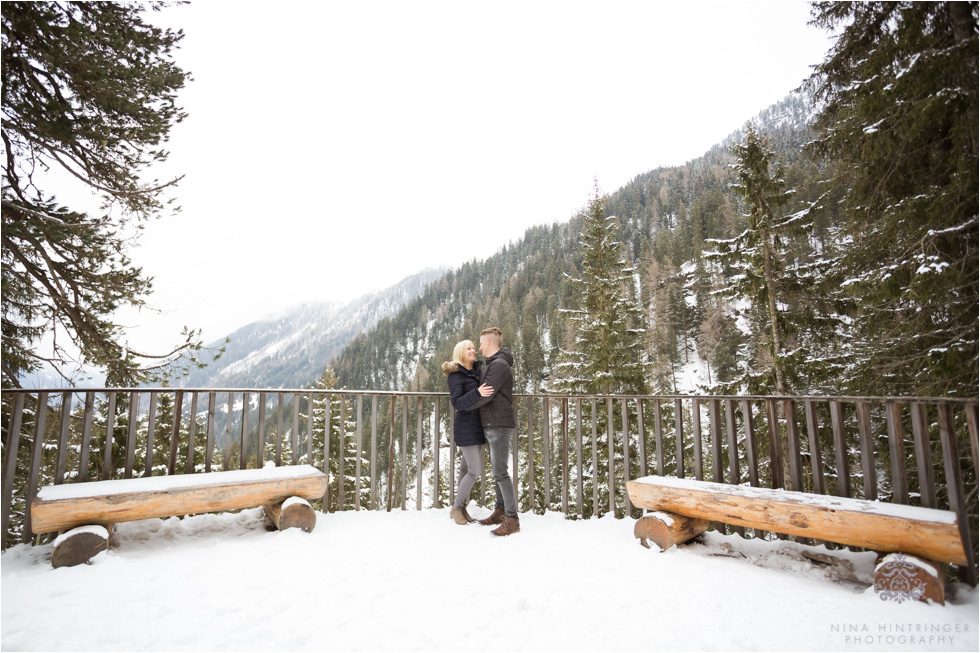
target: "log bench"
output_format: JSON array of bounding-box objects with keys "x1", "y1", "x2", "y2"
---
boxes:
[
  {"x1": 626, "y1": 475, "x2": 968, "y2": 604},
  {"x1": 32, "y1": 465, "x2": 329, "y2": 568}
]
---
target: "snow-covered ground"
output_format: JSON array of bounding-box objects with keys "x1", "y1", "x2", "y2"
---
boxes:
[{"x1": 2, "y1": 509, "x2": 977, "y2": 651}]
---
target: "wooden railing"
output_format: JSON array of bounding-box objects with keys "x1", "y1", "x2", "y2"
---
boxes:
[{"x1": 2, "y1": 388, "x2": 977, "y2": 581}]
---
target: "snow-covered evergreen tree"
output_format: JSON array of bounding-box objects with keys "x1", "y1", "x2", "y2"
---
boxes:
[{"x1": 554, "y1": 180, "x2": 649, "y2": 395}]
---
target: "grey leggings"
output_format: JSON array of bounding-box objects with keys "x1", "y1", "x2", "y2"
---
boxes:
[{"x1": 453, "y1": 444, "x2": 485, "y2": 509}]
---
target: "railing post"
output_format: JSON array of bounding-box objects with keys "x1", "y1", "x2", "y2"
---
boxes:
[
  {"x1": 388, "y1": 396, "x2": 396, "y2": 513},
  {"x1": 829, "y1": 400, "x2": 849, "y2": 497},
  {"x1": 355, "y1": 395, "x2": 363, "y2": 511},
  {"x1": 240, "y1": 391, "x2": 249, "y2": 470},
  {"x1": 291, "y1": 394, "x2": 300, "y2": 467},
  {"x1": 255, "y1": 392, "x2": 265, "y2": 469},
  {"x1": 401, "y1": 396, "x2": 408, "y2": 510},
  {"x1": 186, "y1": 392, "x2": 200, "y2": 474},
  {"x1": 543, "y1": 396, "x2": 551, "y2": 511},
  {"x1": 54, "y1": 392, "x2": 72, "y2": 485},
  {"x1": 885, "y1": 401, "x2": 908, "y2": 504},
  {"x1": 224, "y1": 392, "x2": 233, "y2": 471},
  {"x1": 324, "y1": 393, "x2": 333, "y2": 512},
  {"x1": 938, "y1": 404, "x2": 977, "y2": 585},
  {"x1": 307, "y1": 393, "x2": 314, "y2": 469},
  {"x1": 709, "y1": 399, "x2": 723, "y2": 484},
  {"x1": 371, "y1": 395, "x2": 378, "y2": 510},
  {"x1": 638, "y1": 398, "x2": 648, "y2": 479},
  {"x1": 78, "y1": 392, "x2": 95, "y2": 483},
  {"x1": 205, "y1": 392, "x2": 216, "y2": 473},
  {"x1": 741, "y1": 399, "x2": 759, "y2": 487},
  {"x1": 606, "y1": 397, "x2": 615, "y2": 516},
  {"x1": 432, "y1": 396, "x2": 439, "y2": 510},
  {"x1": 103, "y1": 392, "x2": 117, "y2": 480},
  {"x1": 339, "y1": 394, "x2": 347, "y2": 510},
  {"x1": 910, "y1": 402, "x2": 935, "y2": 508},
  {"x1": 1, "y1": 393, "x2": 26, "y2": 543},
  {"x1": 725, "y1": 399, "x2": 740, "y2": 486},
  {"x1": 803, "y1": 400, "x2": 824, "y2": 495},
  {"x1": 653, "y1": 400, "x2": 664, "y2": 476},
  {"x1": 783, "y1": 399, "x2": 802, "y2": 492},
  {"x1": 512, "y1": 394, "x2": 519, "y2": 508},
  {"x1": 527, "y1": 396, "x2": 534, "y2": 512},
  {"x1": 591, "y1": 398, "x2": 598, "y2": 517},
  {"x1": 125, "y1": 392, "x2": 139, "y2": 479},
  {"x1": 562, "y1": 398, "x2": 569, "y2": 516},
  {"x1": 671, "y1": 398, "x2": 681, "y2": 479},
  {"x1": 24, "y1": 392, "x2": 48, "y2": 544},
  {"x1": 274, "y1": 393, "x2": 284, "y2": 467},
  {"x1": 621, "y1": 398, "x2": 630, "y2": 515},
  {"x1": 692, "y1": 398, "x2": 703, "y2": 481},
  {"x1": 856, "y1": 401, "x2": 877, "y2": 500},
  {"x1": 416, "y1": 396, "x2": 423, "y2": 511}
]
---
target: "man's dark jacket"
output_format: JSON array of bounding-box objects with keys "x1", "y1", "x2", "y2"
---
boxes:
[{"x1": 471, "y1": 347, "x2": 515, "y2": 428}]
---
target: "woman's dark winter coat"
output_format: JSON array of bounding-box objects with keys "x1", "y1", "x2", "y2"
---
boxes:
[{"x1": 443, "y1": 361, "x2": 487, "y2": 446}]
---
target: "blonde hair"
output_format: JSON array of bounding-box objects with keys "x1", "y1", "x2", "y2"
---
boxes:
[
  {"x1": 452, "y1": 340, "x2": 475, "y2": 368},
  {"x1": 480, "y1": 327, "x2": 502, "y2": 348}
]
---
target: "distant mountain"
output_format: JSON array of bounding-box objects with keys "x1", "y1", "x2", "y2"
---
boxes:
[{"x1": 174, "y1": 268, "x2": 446, "y2": 389}]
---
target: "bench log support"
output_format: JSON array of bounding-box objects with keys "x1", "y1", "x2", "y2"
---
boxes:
[
  {"x1": 51, "y1": 525, "x2": 109, "y2": 569},
  {"x1": 634, "y1": 512, "x2": 709, "y2": 551},
  {"x1": 263, "y1": 497, "x2": 317, "y2": 532},
  {"x1": 874, "y1": 553, "x2": 946, "y2": 605}
]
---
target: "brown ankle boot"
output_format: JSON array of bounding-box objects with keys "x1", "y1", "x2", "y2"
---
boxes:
[
  {"x1": 478, "y1": 508, "x2": 505, "y2": 526},
  {"x1": 450, "y1": 507, "x2": 469, "y2": 525},
  {"x1": 460, "y1": 506, "x2": 477, "y2": 523},
  {"x1": 491, "y1": 515, "x2": 520, "y2": 536}
]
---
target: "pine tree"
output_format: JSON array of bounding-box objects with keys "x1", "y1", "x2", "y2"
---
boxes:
[
  {"x1": 554, "y1": 180, "x2": 649, "y2": 395},
  {"x1": 705, "y1": 126, "x2": 819, "y2": 395},
  {"x1": 1, "y1": 1, "x2": 208, "y2": 386},
  {"x1": 805, "y1": 1, "x2": 979, "y2": 396}
]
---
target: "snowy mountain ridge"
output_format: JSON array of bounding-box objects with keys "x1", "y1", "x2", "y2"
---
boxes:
[{"x1": 174, "y1": 268, "x2": 446, "y2": 389}]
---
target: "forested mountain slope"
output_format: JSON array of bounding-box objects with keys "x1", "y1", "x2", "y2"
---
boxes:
[
  {"x1": 332, "y1": 93, "x2": 845, "y2": 396},
  {"x1": 331, "y1": 3, "x2": 978, "y2": 403}
]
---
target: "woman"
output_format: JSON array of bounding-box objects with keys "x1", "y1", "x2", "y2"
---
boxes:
[{"x1": 442, "y1": 339, "x2": 493, "y2": 525}]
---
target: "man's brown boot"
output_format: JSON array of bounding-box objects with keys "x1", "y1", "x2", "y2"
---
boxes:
[
  {"x1": 491, "y1": 515, "x2": 520, "y2": 536},
  {"x1": 478, "y1": 508, "x2": 505, "y2": 526}
]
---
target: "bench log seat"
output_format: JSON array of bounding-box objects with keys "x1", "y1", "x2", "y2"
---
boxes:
[
  {"x1": 32, "y1": 465, "x2": 328, "y2": 567},
  {"x1": 626, "y1": 475, "x2": 967, "y2": 604}
]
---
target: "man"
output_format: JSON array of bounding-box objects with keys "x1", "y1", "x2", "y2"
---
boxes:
[{"x1": 470, "y1": 326, "x2": 519, "y2": 536}]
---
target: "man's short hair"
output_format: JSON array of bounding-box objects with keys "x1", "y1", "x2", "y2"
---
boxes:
[{"x1": 480, "y1": 327, "x2": 502, "y2": 347}]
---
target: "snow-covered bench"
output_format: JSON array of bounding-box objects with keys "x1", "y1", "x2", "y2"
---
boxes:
[
  {"x1": 626, "y1": 475, "x2": 967, "y2": 604},
  {"x1": 31, "y1": 465, "x2": 329, "y2": 568}
]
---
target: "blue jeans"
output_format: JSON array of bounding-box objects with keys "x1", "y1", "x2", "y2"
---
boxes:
[{"x1": 485, "y1": 427, "x2": 517, "y2": 517}]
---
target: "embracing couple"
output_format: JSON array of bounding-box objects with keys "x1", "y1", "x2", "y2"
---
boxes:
[{"x1": 441, "y1": 327, "x2": 519, "y2": 536}]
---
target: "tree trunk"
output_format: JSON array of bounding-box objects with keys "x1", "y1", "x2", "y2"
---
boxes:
[{"x1": 761, "y1": 232, "x2": 786, "y2": 394}]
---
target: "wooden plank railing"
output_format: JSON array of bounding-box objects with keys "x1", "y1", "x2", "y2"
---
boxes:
[{"x1": 1, "y1": 388, "x2": 977, "y2": 582}]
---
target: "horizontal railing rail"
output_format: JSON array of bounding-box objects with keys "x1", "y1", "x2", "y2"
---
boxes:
[{"x1": 2, "y1": 388, "x2": 977, "y2": 583}]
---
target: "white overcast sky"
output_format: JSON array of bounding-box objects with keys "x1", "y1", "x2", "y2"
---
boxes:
[{"x1": 75, "y1": 1, "x2": 835, "y2": 358}]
